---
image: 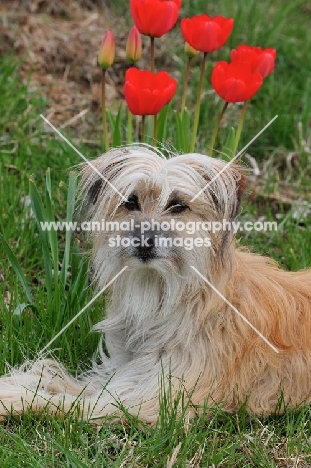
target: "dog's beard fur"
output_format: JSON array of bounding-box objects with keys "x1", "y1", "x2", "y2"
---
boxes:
[{"x1": 0, "y1": 145, "x2": 310, "y2": 423}]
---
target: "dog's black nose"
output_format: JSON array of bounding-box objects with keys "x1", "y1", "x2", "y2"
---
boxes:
[{"x1": 133, "y1": 229, "x2": 157, "y2": 262}]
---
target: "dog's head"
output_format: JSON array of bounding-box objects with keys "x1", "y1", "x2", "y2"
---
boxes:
[{"x1": 80, "y1": 145, "x2": 246, "y2": 290}]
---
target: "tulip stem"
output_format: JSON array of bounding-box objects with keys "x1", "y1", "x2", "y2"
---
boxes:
[
  {"x1": 101, "y1": 69, "x2": 109, "y2": 152},
  {"x1": 209, "y1": 101, "x2": 229, "y2": 155},
  {"x1": 190, "y1": 52, "x2": 207, "y2": 153},
  {"x1": 141, "y1": 115, "x2": 146, "y2": 142},
  {"x1": 127, "y1": 109, "x2": 133, "y2": 145},
  {"x1": 153, "y1": 115, "x2": 157, "y2": 146},
  {"x1": 181, "y1": 57, "x2": 191, "y2": 113},
  {"x1": 150, "y1": 37, "x2": 155, "y2": 73},
  {"x1": 233, "y1": 101, "x2": 248, "y2": 157}
]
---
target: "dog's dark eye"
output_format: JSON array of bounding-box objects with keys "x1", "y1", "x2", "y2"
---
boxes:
[
  {"x1": 166, "y1": 198, "x2": 189, "y2": 214},
  {"x1": 122, "y1": 194, "x2": 141, "y2": 211},
  {"x1": 170, "y1": 204, "x2": 189, "y2": 214}
]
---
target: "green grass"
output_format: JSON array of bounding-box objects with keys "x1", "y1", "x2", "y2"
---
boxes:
[
  {"x1": 0, "y1": 57, "x2": 103, "y2": 372},
  {"x1": 0, "y1": 0, "x2": 311, "y2": 465}
]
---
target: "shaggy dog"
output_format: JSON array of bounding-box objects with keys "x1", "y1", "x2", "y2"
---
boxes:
[{"x1": 0, "y1": 146, "x2": 310, "y2": 423}]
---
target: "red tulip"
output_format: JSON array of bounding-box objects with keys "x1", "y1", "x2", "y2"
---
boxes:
[
  {"x1": 211, "y1": 61, "x2": 263, "y2": 103},
  {"x1": 126, "y1": 26, "x2": 142, "y2": 64},
  {"x1": 230, "y1": 44, "x2": 276, "y2": 78},
  {"x1": 130, "y1": 0, "x2": 181, "y2": 38},
  {"x1": 97, "y1": 30, "x2": 115, "y2": 70},
  {"x1": 181, "y1": 15, "x2": 234, "y2": 53},
  {"x1": 124, "y1": 68, "x2": 177, "y2": 115}
]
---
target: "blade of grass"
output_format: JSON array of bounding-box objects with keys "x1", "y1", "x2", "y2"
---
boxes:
[
  {"x1": 45, "y1": 169, "x2": 59, "y2": 286},
  {"x1": 60, "y1": 172, "x2": 78, "y2": 285},
  {"x1": 112, "y1": 104, "x2": 123, "y2": 147},
  {"x1": 29, "y1": 178, "x2": 53, "y2": 300},
  {"x1": 0, "y1": 232, "x2": 33, "y2": 304}
]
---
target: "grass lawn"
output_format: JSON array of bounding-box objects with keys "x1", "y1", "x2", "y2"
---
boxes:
[{"x1": 0, "y1": 0, "x2": 311, "y2": 466}]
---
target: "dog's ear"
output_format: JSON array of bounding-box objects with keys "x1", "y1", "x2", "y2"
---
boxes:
[
  {"x1": 78, "y1": 163, "x2": 105, "y2": 219},
  {"x1": 230, "y1": 167, "x2": 247, "y2": 219},
  {"x1": 88, "y1": 178, "x2": 103, "y2": 205},
  {"x1": 80, "y1": 149, "x2": 131, "y2": 206},
  {"x1": 198, "y1": 162, "x2": 247, "y2": 219},
  {"x1": 82, "y1": 162, "x2": 117, "y2": 206}
]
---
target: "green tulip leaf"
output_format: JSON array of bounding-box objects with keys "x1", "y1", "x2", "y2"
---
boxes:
[{"x1": 223, "y1": 127, "x2": 236, "y2": 161}]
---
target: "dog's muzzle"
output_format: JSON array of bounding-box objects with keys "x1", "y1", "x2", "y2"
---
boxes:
[{"x1": 130, "y1": 228, "x2": 159, "y2": 263}]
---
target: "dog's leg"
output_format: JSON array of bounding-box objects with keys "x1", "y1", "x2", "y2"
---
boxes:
[
  {"x1": 0, "y1": 354, "x2": 189, "y2": 424},
  {"x1": 0, "y1": 359, "x2": 88, "y2": 420},
  {"x1": 78, "y1": 350, "x2": 206, "y2": 424}
]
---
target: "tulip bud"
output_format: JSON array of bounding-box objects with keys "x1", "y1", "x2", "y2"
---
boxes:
[
  {"x1": 98, "y1": 30, "x2": 115, "y2": 70},
  {"x1": 126, "y1": 26, "x2": 142, "y2": 64},
  {"x1": 184, "y1": 42, "x2": 199, "y2": 58}
]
